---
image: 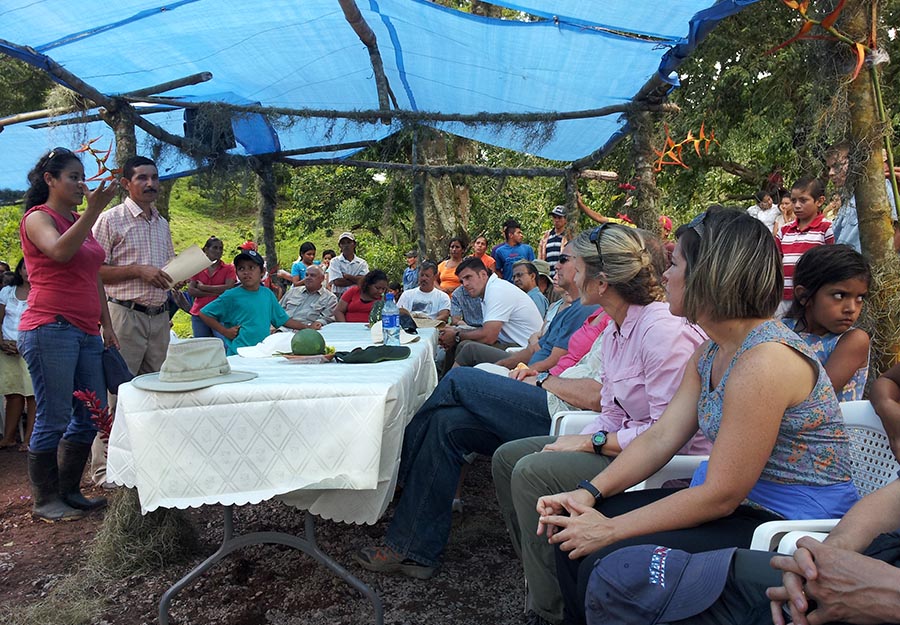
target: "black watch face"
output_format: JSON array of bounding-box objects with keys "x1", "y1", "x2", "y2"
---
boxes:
[{"x1": 592, "y1": 431, "x2": 607, "y2": 446}]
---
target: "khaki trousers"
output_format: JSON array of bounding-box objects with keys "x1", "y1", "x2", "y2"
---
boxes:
[
  {"x1": 90, "y1": 303, "x2": 170, "y2": 484},
  {"x1": 491, "y1": 436, "x2": 611, "y2": 625}
]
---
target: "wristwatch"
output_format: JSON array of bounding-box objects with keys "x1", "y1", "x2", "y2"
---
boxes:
[
  {"x1": 454, "y1": 330, "x2": 462, "y2": 344},
  {"x1": 575, "y1": 479, "x2": 603, "y2": 504},
  {"x1": 591, "y1": 430, "x2": 609, "y2": 455},
  {"x1": 535, "y1": 372, "x2": 550, "y2": 388}
]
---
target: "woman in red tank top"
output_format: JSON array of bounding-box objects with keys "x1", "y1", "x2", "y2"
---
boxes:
[{"x1": 18, "y1": 148, "x2": 118, "y2": 523}]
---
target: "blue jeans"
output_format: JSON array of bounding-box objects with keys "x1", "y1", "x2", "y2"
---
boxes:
[
  {"x1": 386, "y1": 367, "x2": 552, "y2": 566},
  {"x1": 18, "y1": 320, "x2": 107, "y2": 452},
  {"x1": 191, "y1": 314, "x2": 225, "y2": 342}
]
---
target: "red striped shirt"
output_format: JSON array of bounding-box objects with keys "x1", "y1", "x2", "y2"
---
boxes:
[{"x1": 775, "y1": 213, "x2": 834, "y2": 301}]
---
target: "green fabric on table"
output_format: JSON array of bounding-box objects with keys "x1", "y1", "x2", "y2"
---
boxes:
[{"x1": 334, "y1": 345, "x2": 410, "y2": 363}]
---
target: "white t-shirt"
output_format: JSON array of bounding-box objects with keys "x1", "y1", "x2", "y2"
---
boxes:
[
  {"x1": 0, "y1": 285, "x2": 28, "y2": 341},
  {"x1": 397, "y1": 287, "x2": 450, "y2": 319},
  {"x1": 482, "y1": 274, "x2": 544, "y2": 347},
  {"x1": 327, "y1": 254, "x2": 369, "y2": 296},
  {"x1": 748, "y1": 204, "x2": 781, "y2": 232}
]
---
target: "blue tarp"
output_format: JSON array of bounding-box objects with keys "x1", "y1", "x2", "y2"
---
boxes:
[{"x1": 0, "y1": 0, "x2": 758, "y2": 189}]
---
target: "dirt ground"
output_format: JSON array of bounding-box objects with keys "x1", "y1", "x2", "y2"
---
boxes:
[{"x1": 0, "y1": 450, "x2": 527, "y2": 625}]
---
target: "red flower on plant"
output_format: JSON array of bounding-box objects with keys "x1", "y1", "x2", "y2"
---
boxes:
[
  {"x1": 618, "y1": 183, "x2": 636, "y2": 191},
  {"x1": 73, "y1": 389, "x2": 113, "y2": 439}
]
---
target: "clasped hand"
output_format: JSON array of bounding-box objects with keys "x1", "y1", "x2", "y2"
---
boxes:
[
  {"x1": 535, "y1": 488, "x2": 614, "y2": 559},
  {"x1": 767, "y1": 536, "x2": 898, "y2": 625}
]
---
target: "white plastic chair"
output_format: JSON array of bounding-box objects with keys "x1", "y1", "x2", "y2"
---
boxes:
[
  {"x1": 550, "y1": 410, "x2": 708, "y2": 492},
  {"x1": 749, "y1": 400, "x2": 900, "y2": 552}
]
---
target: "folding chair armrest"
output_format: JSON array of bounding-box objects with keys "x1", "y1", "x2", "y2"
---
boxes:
[
  {"x1": 626, "y1": 455, "x2": 708, "y2": 492},
  {"x1": 550, "y1": 411, "x2": 599, "y2": 436},
  {"x1": 749, "y1": 519, "x2": 840, "y2": 552}
]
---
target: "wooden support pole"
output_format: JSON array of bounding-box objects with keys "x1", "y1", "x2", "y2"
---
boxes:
[
  {"x1": 129, "y1": 94, "x2": 679, "y2": 125},
  {"x1": 251, "y1": 158, "x2": 279, "y2": 271},
  {"x1": 123, "y1": 72, "x2": 213, "y2": 98},
  {"x1": 279, "y1": 157, "x2": 569, "y2": 178},
  {"x1": 337, "y1": 0, "x2": 397, "y2": 117}
]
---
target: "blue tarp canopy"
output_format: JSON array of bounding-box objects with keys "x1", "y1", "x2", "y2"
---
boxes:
[{"x1": 0, "y1": 0, "x2": 757, "y2": 189}]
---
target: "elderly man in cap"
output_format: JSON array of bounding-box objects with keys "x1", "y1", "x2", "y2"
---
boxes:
[
  {"x1": 327, "y1": 232, "x2": 369, "y2": 297},
  {"x1": 279, "y1": 265, "x2": 337, "y2": 328},
  {"x1": 512, "y1": 260, "x2": 549, "y2": 318},
  {"x1": 538, "y1": 205, "x2": 569, "y2": 277}
]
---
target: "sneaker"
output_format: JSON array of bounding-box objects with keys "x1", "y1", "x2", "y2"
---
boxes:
[{"x1": 354, "y1": 545, "x2": 437, "y2": 580}]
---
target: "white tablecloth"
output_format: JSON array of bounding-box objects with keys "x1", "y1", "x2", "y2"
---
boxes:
[{"x1": 106, "y1": 324, "x2": 438, "y2": 524}]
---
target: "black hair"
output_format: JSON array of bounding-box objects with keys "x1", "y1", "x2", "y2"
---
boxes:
[
  {"x1": 755, "y1": 189, "x2": 773, "y2": 203},
  {"x1": 203, "y1": 236, "x2": 223, "y2": 250},
  {"x1": 389, "y1": 281, "x2": 402, "y2": 293},
  {"x1": 362, "y1": 269, "x2": 389, "y2": 291},
  {"x1": 322, "y1": 249, "x2": 336, "y2": 259},
  {"x1": 24, "y1": 148, "x2": 83, "y2": 209},
  {"x1": 419, "y1": 260, "x2": 438, "y2": 274},
  {"x1": 786, "y1": 244, "x2": 871, "y2": 326},
  {"x1": 122, "y1": 156, "x2": 157, "y2": 180},
  {"x1": 792, "y1": 176, "x2": 826, "y2": 200},
  {"x1": 448, "y1": 236, "x2": 468, "y2": 253},
  {"x1": 455, "y1": 256, "x2": 487, "y2": 276},
  {"x1": 503, "y1": 219, "x2": 521, "y2": 241},
  {"x1": 0, "y1": 261, "x2": 9, "y2": 272},
  {"x1": 300, "y1": 241, "x2": 316, "y2": 255},
  {"x1": 11, "y1": 258, "x2": 25, "y2": 286}
]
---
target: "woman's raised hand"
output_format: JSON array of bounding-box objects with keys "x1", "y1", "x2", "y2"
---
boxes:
[{"x1": 80, "y1": 179, "x2": 119, "y2": 214}]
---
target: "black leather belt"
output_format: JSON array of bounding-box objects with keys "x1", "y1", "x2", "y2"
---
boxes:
[{"x1": 108, "y1": 297, "x2": 168, "y2": 316}]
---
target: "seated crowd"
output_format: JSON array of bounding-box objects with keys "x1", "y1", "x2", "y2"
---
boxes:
[
  {"x1": 344, "y1": 204, "x2": 897, "y2": 625},
  {"x1": 7, "y1": 148, "x2": 900, "y2": 625}
]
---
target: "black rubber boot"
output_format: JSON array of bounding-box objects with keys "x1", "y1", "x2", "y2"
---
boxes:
[
  {"x1": 27, "y1": 450, "x2": 86, "y2": 522},
  {"x1": 58, "y1": 439, "x2": 107, "y2": 512}
]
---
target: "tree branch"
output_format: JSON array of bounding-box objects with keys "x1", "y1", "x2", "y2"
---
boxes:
[
  {"x1": 337, "y1": 0, "x2": 398, "y2": 119},
  {"x1": 126, "y1": 94, "x2": 680, "y2": 125}
]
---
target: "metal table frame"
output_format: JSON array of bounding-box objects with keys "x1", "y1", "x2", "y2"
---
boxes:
[{"x1": 159, "y1": 506, "x2": 383, "y2": 625}]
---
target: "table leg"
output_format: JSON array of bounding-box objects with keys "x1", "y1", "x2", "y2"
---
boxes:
[{"x1": 159, "y1": 506, "x2": 384, "y2": 625}]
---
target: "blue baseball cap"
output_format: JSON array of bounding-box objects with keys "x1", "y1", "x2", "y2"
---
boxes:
[{"x1": 585, "y1": 545, "x2": 736, "y2": 625}]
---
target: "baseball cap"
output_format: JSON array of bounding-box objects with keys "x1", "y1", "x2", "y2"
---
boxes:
[
  {"x1": 586, "y1": 545, "x2": 736, "y2": 625},
  {"x1": 659, "y1": 215, "x2": 673, "y2": 231},
  {"x1": 338, "y1": 231, "x2": 356, "y2": 243},
  {"x1": 531, "y1": 259, "x2": 552, "y2": 280},
  {"x1": 234, "y1": 249, "x2": 265, "y2": 268},
  {"x1": 551, "y1": 205, "x2": 567, "y2": 217},
  {"x1": 404, "y1": 250, "x2": 418, "y2": 258},
  {"x1": 238, "y1": 240, "x2": 258, "y2": 251}
]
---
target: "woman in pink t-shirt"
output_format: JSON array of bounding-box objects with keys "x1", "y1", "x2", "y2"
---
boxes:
[
  {"x1": 18, "y1": 148, "x2": 118, "y2": 522},
  {"x1": 188, "y1": 236, "x2": 236, "y2": 339}
]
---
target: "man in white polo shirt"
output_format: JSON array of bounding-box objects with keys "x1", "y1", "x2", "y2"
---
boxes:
[
  {"x1": 438, "y1": 256, "x2": 543, "y2": 370},
  {"x1": 327, "y1": 231, "x2": 369, "y2": 297}
]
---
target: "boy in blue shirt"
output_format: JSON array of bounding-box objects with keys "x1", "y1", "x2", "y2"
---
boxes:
[{"x1": 199, "y1": 250, "x2": 312, "y2": 355}]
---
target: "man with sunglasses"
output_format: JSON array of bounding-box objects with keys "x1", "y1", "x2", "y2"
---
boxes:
[{"x1": 90, "y1": 155, "x2": 176, "y2": 487}]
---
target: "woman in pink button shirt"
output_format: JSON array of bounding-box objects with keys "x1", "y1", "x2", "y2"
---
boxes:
[{"x1": 493, "y1": 224, "x2": 710, "y2": 625}]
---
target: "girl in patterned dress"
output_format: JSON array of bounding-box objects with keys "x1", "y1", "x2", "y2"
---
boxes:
[{"x1": 782, "y1": 244, "x2": 870, "y2": 401}]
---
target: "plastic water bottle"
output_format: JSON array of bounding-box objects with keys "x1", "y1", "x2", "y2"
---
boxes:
[{"x1": 382, "y1": 293, "x2": 400, "y2": 346}]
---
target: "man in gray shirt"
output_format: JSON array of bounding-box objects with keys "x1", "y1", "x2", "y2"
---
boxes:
[{"x1": 280, "y1": 265, "x2": 337, "y2": 328}]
